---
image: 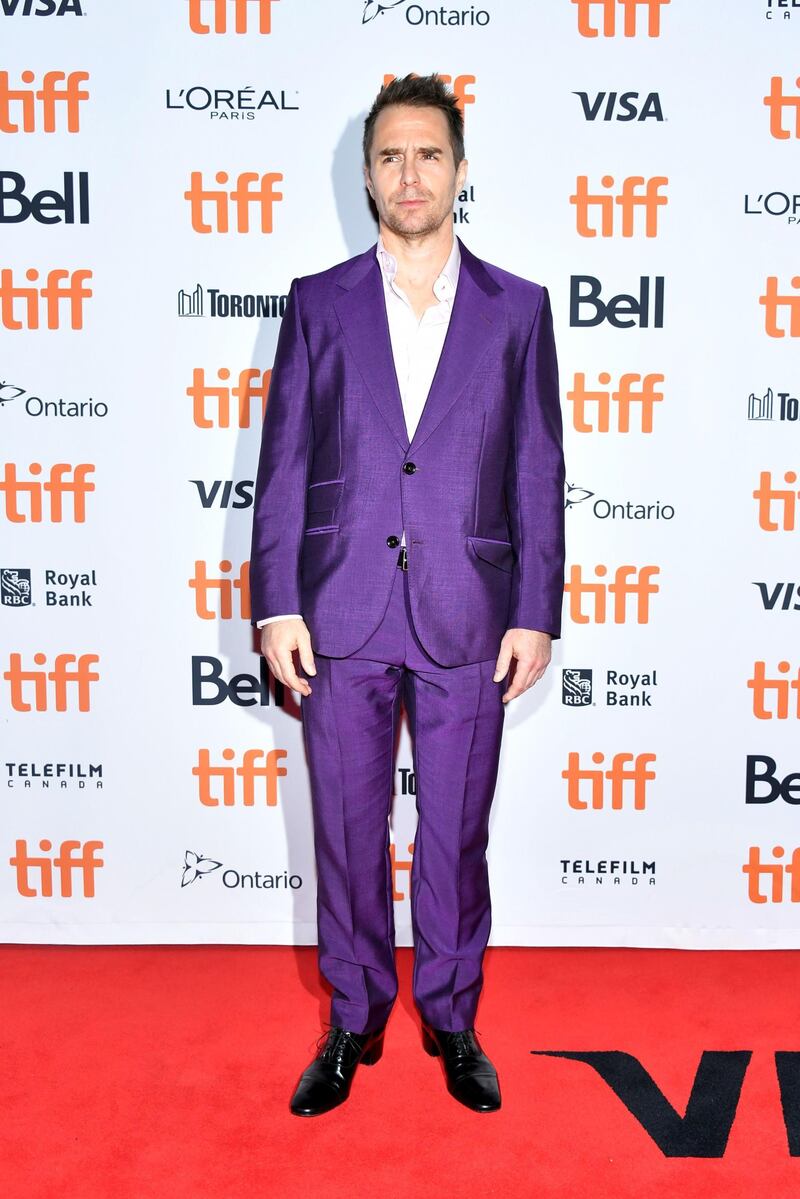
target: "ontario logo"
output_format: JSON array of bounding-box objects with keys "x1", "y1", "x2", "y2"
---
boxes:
[
  {"x1": 181, "y1": 849, "x2": 302, "y2": 890},
  {"x1": 361, "y1": 0, "x2": 490, "y2": 25}
]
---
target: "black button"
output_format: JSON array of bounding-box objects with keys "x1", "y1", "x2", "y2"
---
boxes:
[
  {"x1": 386, "y1": 535, "x2": 399, "y2": 548},
  {"x1": 403, "y1": 461, "x2": 417, "y2": 474}
]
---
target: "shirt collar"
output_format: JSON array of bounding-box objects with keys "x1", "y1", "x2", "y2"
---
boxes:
[{"x1": 376, "y1": 231, "x2": 461, "y2": 302}]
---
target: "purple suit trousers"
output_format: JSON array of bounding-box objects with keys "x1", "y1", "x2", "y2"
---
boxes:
[{"x1": 299, "y1": 553, "x2": 506, "y2": 1033}]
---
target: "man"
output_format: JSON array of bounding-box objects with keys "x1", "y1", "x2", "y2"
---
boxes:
[{"x1": 249, "y1": 73, "x2": 566, "y2": 1117}]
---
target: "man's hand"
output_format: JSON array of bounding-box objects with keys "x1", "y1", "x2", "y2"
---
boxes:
[
  {"x1": 260, "y1": 618, "x2": 317, "y2": 697},
  {"x1": 493, "y1": 628, "x2": 552, "y2": 704}
]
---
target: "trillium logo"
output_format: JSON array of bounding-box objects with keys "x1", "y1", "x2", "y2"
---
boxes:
[
  {"x1": 362, "y1": 0, "x2": 408, "y2": 20},
  {"x1": 181, "y1": 849, "x2": 223, "y2": 886}
]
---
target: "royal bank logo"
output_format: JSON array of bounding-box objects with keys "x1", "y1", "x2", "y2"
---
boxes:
[
  {"x1": 563, "y1": 666, "x2": 659, "y2": 707},
  {"x1": 361, "y1": 0, "x2": 490, "y2": 26},
  {"x1": 749, "y1": 387, "x2": 800, "y2": 421},
  {"x1": 181, "y1": 849, "x2": 302, "y2": 890},
  {"x1": 1, "y1": 567, "x2": 32, "y2": 608},
  {"x1": 563, "y1": 667, "x2": 592, "y2": 706}
]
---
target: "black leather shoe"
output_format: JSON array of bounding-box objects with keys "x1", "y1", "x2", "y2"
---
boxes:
[
  {"x1": 421, "y1": 1021, "x2": 502, "y2": 1112},
  {"x1": 289, "y1": 1024, "x2": 386, "y2": 1117}
]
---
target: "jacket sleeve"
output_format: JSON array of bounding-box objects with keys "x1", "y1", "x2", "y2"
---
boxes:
[
  {"x1": 504, "y1": 285, "x2": 566, "y2": 639},
  {"x1": 248, "y1": 277, "x2": 314, "y2": 626}
]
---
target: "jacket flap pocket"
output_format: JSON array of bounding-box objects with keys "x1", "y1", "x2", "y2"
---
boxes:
[
  {"x1": 307, "y1": 478, "x2": 344, "y2": 514},
  {"x1": 467, "y1": 536, "x2": 514, "y2": 573}
]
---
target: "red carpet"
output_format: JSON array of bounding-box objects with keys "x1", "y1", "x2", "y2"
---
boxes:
[{"x1": 2, "y1": 944, "x2": 798, "y2": 1197}]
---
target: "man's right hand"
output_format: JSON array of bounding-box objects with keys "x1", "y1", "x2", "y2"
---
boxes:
[{"x1": 260, "y1": 618, "x2": 316, "y2": 697}]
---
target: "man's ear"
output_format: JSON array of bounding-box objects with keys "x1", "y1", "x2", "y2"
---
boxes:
[
  {"x1": 363, "y1": 163, "x2": 374, "y2": 199},
  {"x1": 457, "y1": 157, "x2": 469, "y2": 192}
]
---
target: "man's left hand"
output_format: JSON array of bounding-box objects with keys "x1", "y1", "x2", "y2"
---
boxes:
[{"x1": 493, "y1": 628, "x2": 552, "y2": 704}]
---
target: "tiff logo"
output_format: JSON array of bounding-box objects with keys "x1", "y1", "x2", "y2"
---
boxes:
[
  {"x1": 190, "y1": 560, "x2": 250, "y2": 619},
  {"x1": 189, "y1": 367, "x2": 271, "y2": 428},
  {"x1": 3, "y1": 652, "x2": 100, "y2": 711},
  {"x1": 193, "y1": 748, "x2": 288, "y2": 806},
  {"x1": 572, "y1": 0, "x2": 670, "y2": 38},
  {"x1": 184, "y1": 171, "x2": 284, "y2": 232},
  {"x1": 562, "y1": 751, "x2": 656, "y2": 810},
  {"x1": 0, "y1": 269, "x2": 92, "y2": 330},
  {"x1": 744, "y1": 846, "x2": 800, "y2": 903},
  {"x1": 753, "y1": 470, "x2": 800, "y2": 530},
  {"x1": 0, "y1": 463, "x2": 95, "y2": 522},
  {"x1": 760, "y1": 276, "x2": 800, "y2": 337},
  {"x1": 188, "y1": 0, "x2": 280, "y2": 35},
  {"x1": 564, "y1": 564, "x2": 660, "y2": 623},
  {"x1": 0, "y1": 70, "x2": 89, "y2": 134},
  {"x1": 568, "y1": 372, "x2": 664, "y2": 432},
  {"x1": 764, "y1": 75, "x2": 800, "y2": 139},
  {"x1": 9, "y1": 839, "x2": 103, "y2": 898},
  {"x1": 571, "y1": 175, "x2": 668, "y2": 237},
  {"x1": 748, "y1": 661, "x2": 800, "y2": 720}
]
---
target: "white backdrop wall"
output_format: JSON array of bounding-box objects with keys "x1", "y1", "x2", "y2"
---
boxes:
[{"x1": 2, "y1": 0, "x2": 798, "y2": 946}]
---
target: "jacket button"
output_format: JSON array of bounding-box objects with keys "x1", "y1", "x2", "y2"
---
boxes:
[
  {"x1": 403, "y1": 461, "x2": 417, "y2": 474},
  {"x1": 386, "y1": 535, "x2": 400, "y2": 548}
]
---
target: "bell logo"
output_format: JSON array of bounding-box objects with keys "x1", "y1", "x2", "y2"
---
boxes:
[
  {"x1": 563, "y1": 751, "x2": 656, "y2": 810},
  {"x1": 9, "y1": 839, "x2": 104, "y2": 899},
  {"x1": 748, "y1": 661, "x2": 800, "y2": 720},
  {"x1": 0, "y1": 70, "x2": 89, "y2": 134},
  {"x1": 570, "y1": 175, "x2": 668, "y2": 238},
  {"x1": 0, "y1": 462, "x2": 94, "y2": 522},
  {"x1": 743, "y1": 846, "x2": 800, "y2": 902},
  {"x1": 188, "y1": 0, "x2": 279, "y2": 34},
  {"x1": 759, "y1": 276, "x2": 800, "y2": 337},
  {"x1": 764, "y1": 76, "x2": 800, "y2": 140},
  {"x1": 193, "y1": 748, "x2": 288, "y2": 807},
  {"x1": 564, "y1": 564, "x2": 660, "y2": 624},
  {"x1": 189, "y1": 560, "x2": 250, "y2": 619},
  {"x1": 753, "y1": 470, "x2": 800, "y2": 530},
  {"x1": 184, "y1": 171, "x2": 283, "y2": 233},
  {"x1": 189, "y1": 367, "x2": 271, "y2": 428},
  {"x1": 382, "y1": 72, "x2": 475, "y2": 117},
  {"x1": 572, "y1": 0, "x2": 670, "y2": 38},
  {"x1": 0, "y1": 268, "x2": 92, "y2": 330},
  {"x1": 3, "y1": 652, "x2": 100, "y2": 712},
  {"x1": 568, "y1": 372, "x2": 664, "y2": 432}
]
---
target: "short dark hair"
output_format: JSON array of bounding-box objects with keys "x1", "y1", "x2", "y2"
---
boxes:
[{"x1": 362, "y1": 72, "x2": 465, "y2": 169}]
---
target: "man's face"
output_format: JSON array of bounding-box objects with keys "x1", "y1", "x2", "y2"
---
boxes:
[{"x1": 364, "y1": 103, "x2": 468, "y2": 240}]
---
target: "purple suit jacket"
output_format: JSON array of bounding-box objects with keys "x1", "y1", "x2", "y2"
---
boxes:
[{"x1": 249, "y1": 235, "x2": 566, "y2": 668}]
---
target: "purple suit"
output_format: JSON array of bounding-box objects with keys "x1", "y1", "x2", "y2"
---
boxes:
[{"x1": 249, "y1": 235, "x2": 566, "y2": 1033}]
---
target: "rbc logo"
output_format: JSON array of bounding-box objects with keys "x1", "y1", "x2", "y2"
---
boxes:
[
  {"x1": 563, "y1": 668, "x2": 593, "y2": 706},
  {"x1": 1, "y1": 567, "x2": 32, "y2": 607}
]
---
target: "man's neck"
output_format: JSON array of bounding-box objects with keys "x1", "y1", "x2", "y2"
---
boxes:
[{"x1": 379, "y1": 224, "x2": 455, "y2": 292}]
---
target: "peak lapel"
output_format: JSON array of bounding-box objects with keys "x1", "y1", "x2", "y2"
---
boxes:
[
  {"x1": 408, "y1": 238, "x2": 505, "y2": 454},
  {"x1": 334, "y1": 251, "x2": 410, "y2": 452}
]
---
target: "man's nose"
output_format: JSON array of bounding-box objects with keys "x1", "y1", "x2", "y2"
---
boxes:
[{"x1": 400, "y1": 158, "x2": 420, "y2": 185}]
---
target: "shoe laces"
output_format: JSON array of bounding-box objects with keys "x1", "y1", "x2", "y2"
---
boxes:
[
  {"x1": 443, "y1": 1028, "x2": 480, "y2": 1057},
  {"x1": 314, "y1": 1025, "x2": 364, "y2": 1068}
]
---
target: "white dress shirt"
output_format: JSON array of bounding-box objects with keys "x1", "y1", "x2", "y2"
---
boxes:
[{"x1": 257, "y1": 232, "x2": 461, "y2": 628}]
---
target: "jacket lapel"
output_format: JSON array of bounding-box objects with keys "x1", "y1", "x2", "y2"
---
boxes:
[{"x1": 333, "y1": 235, "x2": 505, "y2": 455}]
